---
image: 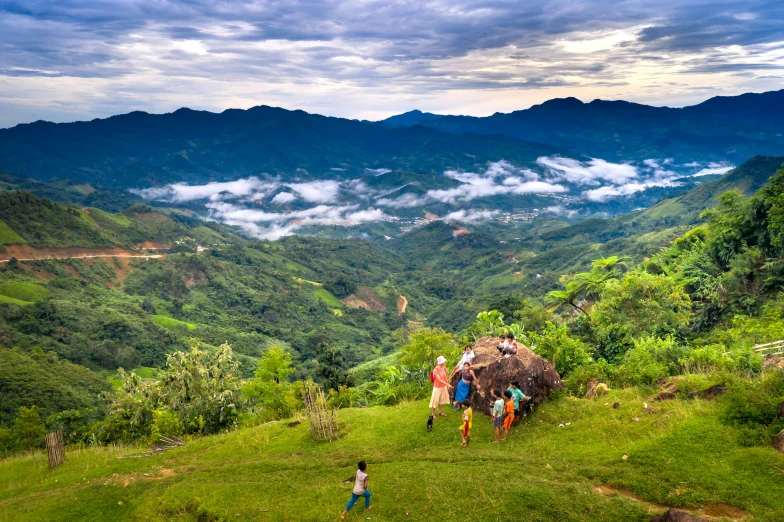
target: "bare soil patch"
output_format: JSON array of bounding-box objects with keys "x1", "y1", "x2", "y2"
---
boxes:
[
  {"x1": 397, "y1": 295, "x2": 408, "y2": 315},
  {"x1": 341, "y1": 294, "x2": 372, "y2": 309},
  {"x1": 136, "y1": 241, "x2": 171, "y2": 250}
]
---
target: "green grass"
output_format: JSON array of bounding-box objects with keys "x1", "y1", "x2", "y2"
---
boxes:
[
  {"x1": 108, "y1": 367, "x2": 161, "y2": 389},
  {"x1": 1, "y1": 389, "x2": 782, "y2": 521},
  {"x1": 313, "y1": 287, "x2": 342, "y2": 307},
  {"x1": 0, "y1": 282, "x2": 48, "y2": 303},
  {"x1": 150, "y1": 314, "x2": 197, "y2": 332},
  {"x1": 68, "y1": 184, "x2": 96, "y2": 195},
  {"x1": 90, "y1": 208, "x2": 133, "y2": 227},
  {"x1": 0, "y1": 221, "x2": 25, "y2": 246},
  {"x1": 131, "y1": 366, "x2": 161, "y2": 379},
  {"x1": 0, "y1": 294, "x2": 32, "y2": 305}
]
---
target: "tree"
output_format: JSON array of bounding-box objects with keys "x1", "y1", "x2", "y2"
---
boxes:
[
  {"x1": 13, "y1": 406, "x2": 46, "y2": 450},
  {"x1": 160, "y1": 341, "x2": 242, "y2": 433},
  {"x1": 103, "y1": 340, "x2": 244, "y2": 440},
  {"x1": 467, "y1": 310, "x2": 506, "y2": 340},
  {"x1": 546, "y1": 280, "x2": 590, "y2": 317},
  {"x1": 592, "y1": 271, "x2": 691, "y2": 362},
  {"x1": 512, "y1": 299, "x2": 552, "y2": 334},
  {"x1": 530, "y1": 323, "x2": 593, "y2": 377},
  {"x1": 400, "y1": 328, "x2": 460, "y2": 373},
  {"x1": 255, "y1": 346, "x2": 295, "y2": 384},
  {"x1": 242, "y1": 346, "x2": 298, "y2": 420},
  {"x1": 316, "y1": 343, "x2": 352, "y2": 391}
]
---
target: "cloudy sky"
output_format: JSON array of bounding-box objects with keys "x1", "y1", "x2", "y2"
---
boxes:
[{"x1": 1, "y1": 0, "x2": 783, "y2": 128}]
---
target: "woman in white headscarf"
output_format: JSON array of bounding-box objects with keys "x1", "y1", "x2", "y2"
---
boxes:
[{"x1": 429, "y1": 355, "x2": 452, "y2": 417}]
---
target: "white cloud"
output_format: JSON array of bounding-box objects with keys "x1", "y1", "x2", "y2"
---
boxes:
[
  {"x1": 204, "y1": 201, "x2": 391, "y2": 240},
  {"x1": 582, "y1": 179, "x2": 681, "y2": 202},
  {"x1": 559, "y1": 30, "x2": 636, "y2": 54},
  {"x1": 426, "y1": 161, "x2": 567, "y2": 204},
  {"x1": 692, "y1": 163, "x2": 734, "y2": 176},
  {"x1": 502, "y1": 177, "x2": 568, "y2": 194},
  {"x1": 375, "y1": 192, "x2": 428, "y2": 208},
  {"x1": 287, "y1": 180, "x2": 342, "y2": 203},
  {"x1": 537, "y1": 156, "x2": 638, "y2": 185},
  {"x1": 271, "y1": 192, "x2": 297, "y2": 204},
  {"x1": 443, "y1": 209, "x2": 499, "y2": 224},
  {"x1": 365, "y1": 168, "x2": 391, "y2": 176},
  {"x1": 133, "y1": 177, "x2": 274, "y2": 202}
]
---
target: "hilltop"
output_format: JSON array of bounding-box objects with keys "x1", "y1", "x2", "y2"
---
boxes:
[{"x1": 1, "y1": 392, "x2": 782, "y2": 521}]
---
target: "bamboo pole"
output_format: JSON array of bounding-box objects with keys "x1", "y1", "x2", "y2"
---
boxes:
[
  {"x1": 46, "y1": 429, "x2": 65, "y2": 468},
  {"x1": 754, "y1": 340, "x2": 784, "y2": 350}
]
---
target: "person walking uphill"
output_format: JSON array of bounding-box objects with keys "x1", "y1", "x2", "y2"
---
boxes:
[
  {"x1": 430, "y1": 355, "x2": 452, "y2": 417},
  {"x1": 341, "y1": 461, "x2": 372, "y2": 520}
]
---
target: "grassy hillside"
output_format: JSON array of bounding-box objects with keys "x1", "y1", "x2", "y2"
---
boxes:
[{"x1": 1, "y1": 391, "x2": 782, "y2": 521}]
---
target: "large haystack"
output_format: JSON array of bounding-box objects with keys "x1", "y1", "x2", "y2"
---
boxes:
[{"x1": 450, "y1": 337, "x2": 562, "y2": 416}]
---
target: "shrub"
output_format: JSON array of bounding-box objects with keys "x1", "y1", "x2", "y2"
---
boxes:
[
  {"x1": 530, "y1": 323, "x2": 593, "y2": 377},
  {"x1": 13, "y1": 406, "x2": 47, "y2": 450},
  {"x1": 562, "y1": 359, "x2": 618, "y2": 396},
  {"x1": 593, "y1": 271, "x2": 691, "y2": 350},
  {"x1": 719, "y1": 372, "x2": 784, "y2": 446},
  {"x1": 615, "y1": 337, "x2": 671, "y2": 386},
  {"x1": 0, "y1": 427, "x2": 14, "y2": 454},
  {"x1": 149, "y1": 408, "x2": 183, "y2": 442}
]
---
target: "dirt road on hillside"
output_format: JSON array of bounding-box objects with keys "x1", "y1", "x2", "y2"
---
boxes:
[{"x1": 0, "y1": 245, "x2": 163, "y2": 263}]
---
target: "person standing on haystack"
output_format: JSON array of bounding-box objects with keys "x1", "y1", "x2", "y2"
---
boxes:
[{"x1": 429, "y1": 355, "x2": 452, "y2": 417}]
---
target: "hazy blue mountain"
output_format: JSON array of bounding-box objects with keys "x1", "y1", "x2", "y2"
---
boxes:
[
  {"x1": 0, "y1": 106, "x2": 577, "y2": 189},
  {"x1": 380, "y1": 109, "x2": 445, "y2": 128},
  {"x1": 380, "y1": 90, "x2": 784, "y2": 164}
]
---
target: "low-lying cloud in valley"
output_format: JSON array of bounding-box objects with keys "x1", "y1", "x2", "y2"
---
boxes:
[{"x1": 133, "y1": 156, "x2": 733, "y2": 238}]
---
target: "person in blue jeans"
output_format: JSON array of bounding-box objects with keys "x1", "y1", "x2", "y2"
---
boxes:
[{"x1": 341, "y1": 460, "x2": 372, "y2": 519}]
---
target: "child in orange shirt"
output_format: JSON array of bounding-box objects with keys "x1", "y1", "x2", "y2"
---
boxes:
[{"x1": 502, "y1": 390, "x2": 515, "y2": 440}]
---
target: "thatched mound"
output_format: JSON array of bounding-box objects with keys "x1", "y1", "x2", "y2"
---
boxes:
[{"x1": 450, "y1": 337, "x2": 562, "y2": 416}]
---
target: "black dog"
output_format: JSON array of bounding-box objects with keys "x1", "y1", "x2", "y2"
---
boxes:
[{"x1": 426, "y1": 415, "x2": 435, "y2": 431}]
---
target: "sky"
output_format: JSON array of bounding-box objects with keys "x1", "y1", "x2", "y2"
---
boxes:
[{"x1": 1, "y1": 0, "x2": 784, "y2": 128}]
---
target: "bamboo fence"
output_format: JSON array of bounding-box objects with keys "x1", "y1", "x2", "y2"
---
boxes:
[
  {"x1": 45, "y1": 429, "x2": 65, "y2": 468},
  {"x1": 303, "y1": 381, "x2": 339, "y2": 442}
]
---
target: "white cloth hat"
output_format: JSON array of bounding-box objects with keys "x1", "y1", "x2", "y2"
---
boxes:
[{"x1": 436, "y1": 355, "x2": 447, "y2": 365}]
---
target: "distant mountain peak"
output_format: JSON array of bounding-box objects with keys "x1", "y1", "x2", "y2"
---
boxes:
[
  {"x1": 539, "y1": 97, "x2": 585, "y2": 108},
  {"x1": 379, "y1": 109, "x2": 445, "y2": 128}
]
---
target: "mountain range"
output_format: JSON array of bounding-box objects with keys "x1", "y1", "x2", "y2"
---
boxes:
[
  {"x1": 0, "y1": 90, "x2": 781, "y2": 239},
  {"x1": 380, "y1": 89, "x2": 784, "y2": 164}
]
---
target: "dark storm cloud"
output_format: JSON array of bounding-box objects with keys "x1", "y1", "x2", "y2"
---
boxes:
[{"x1": 0, "y1": 0, "x2": 783, "y2": 126}]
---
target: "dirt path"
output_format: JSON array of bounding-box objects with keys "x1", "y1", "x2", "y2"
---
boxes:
[
  {"x1": 0, "y1": 253, "x2": 163, "y2": 263},
  {"x1": 0, "y1": 245, "x2": 163, "y2": 263}
]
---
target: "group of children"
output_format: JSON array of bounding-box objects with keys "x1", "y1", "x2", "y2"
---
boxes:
[
  {"x1": 341, "y1": 345, "x2": 529, "y2": 519},
  {"x1": 457, "y1": 380, "x2": 527, "y2": 446}
]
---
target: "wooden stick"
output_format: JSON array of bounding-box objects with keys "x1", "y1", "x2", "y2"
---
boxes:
[{"x1": 754, "y1": 340, "x2": 784, "y2": 350}]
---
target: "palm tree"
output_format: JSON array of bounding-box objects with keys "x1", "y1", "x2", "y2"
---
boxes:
[
  {"x1": 546, "y1": 280, "x2": 590, "y2": 317},
  {"x1": 591, "y1": 255, "x2": 630, "y2": 271}
]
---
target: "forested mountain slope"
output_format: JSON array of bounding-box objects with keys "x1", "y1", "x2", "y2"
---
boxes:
[
  {"x1": 380, "y1": 89, "x2": 784, "y2": 163},
  {"x1": 0, "y1": 106, "x2": 577, "y2": 188}
]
